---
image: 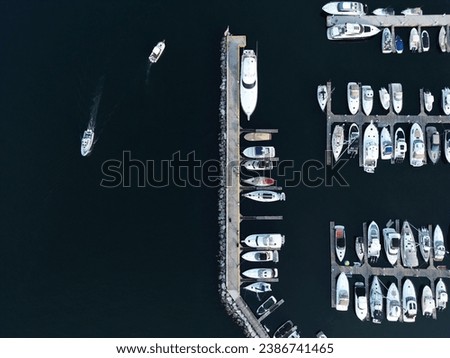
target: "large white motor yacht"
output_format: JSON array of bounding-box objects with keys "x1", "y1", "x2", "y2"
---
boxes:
[
  {"x1": 327, "y1": 23, "x2": 381, "y2": 40},
  {"x1": 240, "y1": 49, "x2": 258, "y2": 120},
  {"x1": 363, "y1": 122, "x2": 379, "y2": 174},
  {"x1": 80, "y1": 129, "x2": 95, "y2": 157},
  {"x1": 336, "y1": 272, "x2": 350, "y2": 311},
  {"x1": 410, "y1": 123, "x2": 426, "y2": 167}
]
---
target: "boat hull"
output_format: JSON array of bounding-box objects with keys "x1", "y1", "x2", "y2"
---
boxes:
[
  {"x1": 327, "y1": 23, "x2": 381, "y2": 40},
  {"x1": 362, "y1": 85, "x2": 374, "y2": 115},
  {"x1": 242, "y1": 234, "x2": 285, "y2": 249},
  {"x1": 347, "y1": 82, "x2": 360, "y2": 114},
  {"x1": 240, "y1": 50, "x2": 258, "y2": 120},
  {"x1": 317, "y1": 85, "x2": 328, "y2": 112},
  {"x1": 410, "y1": 123, "x2": 426, "y2": 167},
  {"x1": 386, "y1": 283, "x2": 401, "y2": 322},
  {"x1": 332, "y1": 125, "x2": 345, "y2": 161},
  {"x1": 363, "y1": 122, "x2": 379, "y2": 174},
  {"x1": 402, "y1": 279, "x2": 417, "y2": 323},
  {"x1": 370, "y1": 276, "x2": 383, "y2": 324},
  {"x1": 380, "y1": 126, "x2": 393, "y2": 160},
  {"x1": 336, "y1": 272, "x2": 350, "y2": 311},
  {"x1": 401, "y1": 221, "x2": 419, "y2": 268}
]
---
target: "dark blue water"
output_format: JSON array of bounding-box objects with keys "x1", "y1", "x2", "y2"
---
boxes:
[{"x1": 1, "y1": 0, "x2": 450, "y2": 338}]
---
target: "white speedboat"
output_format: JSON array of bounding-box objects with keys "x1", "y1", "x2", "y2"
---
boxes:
[
  {"x1": 362, "y1": 85, "x2": 374, "y2": 115},
  {"x1": 380, "y1": 127, "x2": 393, "y2": 160},
  {"x1": 327, "y1": 23, "x2": 381, "y2": 40},
  {"x1": 367, "y1": 221, "x2": 381, "y2": 263},
  {"x1": 317, "y1": 85, "x2": 328, "y2": 112},
  {"x1": 242, "y1": 282, "x2": 272, "y2": 293},
  {"x1": 379, "y1": 87, "x2": 390, "y2": 110},
  {"x1": 354, "y1": 282, "x2": 368, "y2": 321},
  {"x1": 433, "y1": 224, "x2": 446, "y2": 262},
  {"x1": 243, "y1": 146, "x2": 275, "y2": 159},
  {"x1": 242, "y1": 250, "x2": 279, "y2": 263},
  {"x1": 445, "y1": 130, "x2": 450, "y2": 163},
  {"x1": 347, "y1": 123, "x2": 359, "y2": 158},
  {"x1": 243, "y1": 190, "x2": 285, "y2": 202},
  {"x1": 401, "y1": 220, "x2": 419, "y2": 268},
  {"x1": 80, "y1": 129, "x2": 95, "y2": 156},
  {"x1": 355, "y1": 236, "x2": 364, "y2": 261},
  {"x1": 442, "y1": 87, "x2": 450, "y2": 115},
  {"x1": 422, "y1": 285, "x2": 436, "y2": 317},
  {"x1": 421, "y1": 30, "x2": 430, "y2": 52},
  {"x1": 381, "y1": 28, "x2": 393, "y2": 54},
  {"x1": 242, "y1": 176, "x2": 275, "y2": 187},
  {"x1": 336, "y1": 272, "x2": 350, "y2": 312},
  {"x1": 382, "y1": 227, "x2": 400, "y2": 266},
  {"x1": 410, "y1": 123, "x2": 426, "y2": 167},
  {"x1": 243, "y1": 132, "x2": 272, "y2": 142},
  {"x1": 436, "y1": 278, "x2": 448, "y2": 310},
  {"x1": 335, "y1": 225, "x2": 346, "y2": 263},
  {"x1": 240, "y1": 49, "x2": 258, "y2": 121},
  {"x1": 363, "y1": 122, "x2": 379, "y2": 174},
  {"x1": 332, "y1": 124, "x2": 345, "y2": 161},
  {"x1": 418, "y1": 227, "x2": 432, "y2": 263},
  {"x1": 148, "y1": 40, "x2": 165, "y2": 63},
  {"x1": 401, "y1": 7, "x2": 422, "y2": 15},
  {"x1": 409, "y1": 28, "x2": 420, "y2": 52},
  {"x1": 256, "y1": 296, "x2": 277, "y2": 316},
  {"x1": 322, "y1": 2, "x2": 366, "y2": 15},
  {"x1": 386, "y1": 282, "x2": 401, "y2": 322},
  {"x1": 242, "y1": 160, "x2": 273, "y2": 171},
  {"x1": 373, "y1": 7, "x2": 395, "y2": 16},
  {"x1": 242, "y1": 234, "x2": 285, "y2": 249},
  {"x1": 347, "y1": 82, "x2": 360, "y2": 114},
  {"x1": 439, "y1": 26, "x2": 447, "y2": 52},
  {"x1": 242, "y1": 268, "x2": 278, "y2": 279},
  {"x1": 370, "y1": 276, "x2": 383, "y2": 324},
  {"x1": 391, "y1": 83, "x2": 403, "y2": 114},
  {"x1": 426, "y1": 126, "x2": 441, "y2": 164},
  {"x1": 402, "y1": 279, "x2": 417, "y2": 323},
  {"x1": 423, "y1": 90, "x2": 434, "y2": 112},
  {"x1": 394, "y1": 127, "x2": 407, "y2": 163}
]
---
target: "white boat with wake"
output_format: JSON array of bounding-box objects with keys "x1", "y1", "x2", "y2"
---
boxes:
[
  {"x1": 362, "y1": 85, "x2": 374, "y2": 115},
  {"x1": 402, "y1": 279, "x2": 417, "y2": 323},
  {"x1": 391, "y1": 83, "x2": 403, "y2": 114},
  {"x1": 445, "y1": 130, "x2": 450, "y2": 163},
  {"x1": 347, "y1": 123, "x2": 359, "y2": 158},
  {"x1": 442, "y1": 87, "x2": 450, "y2": 115},
  {"x1": 242, "y1": 250, "x2": 279, "y2": 263},
  {"x1": 322, "y1": 2, "x2": 366, "y2": 16},
  {"x1": 354, "y1": 281, "x2": 368, "y2": 321},
  {"x1": 336, "y1": 272, "x2": 350, "y2": 311},
  {"x1": 379, "y1": 87, "x2": 390, "y2": 110},
  {"x1": 327, "y1": 23, "x2": 380, "y2": 40},
  {"x1": 436, "y1": 278, "x2": 448, "y2": 310},
  {"x1": 148, "y1": 40, "x2": 165, "y2": 63},
  {"x1": 381, "y1": 28, "x2": 393, "y2": 54},
  {"x1": 243, "y1": 190, "x2": 285, "y2": 202},
  {"x1": 409, "y1": 28, "x2": 420, "y2": 52},
  {"x1": 382, "y1": 227, "x2": 400, "y2": 266},
  {"x1": 242, "y1": 268, "x2": 278, "y2": 279},
  {"x1": 370, "y1": 276, "x2": 383, "y2": 324},
  {"x1": 401, "y1": 220, "x2": 419, "y2": 268},
  {"x1": 386, "y1": 282, "x2": 401, "y2": 322},
  {"x1": 256, "y1": 296, "x2": 277, "y2": 316},
  {"x1": 367, "y1": 221, "x2": 381, "y2": 263},
  {"x1": 423, "y1": 90, "x2": 434, "y2": 112},
  {"x1": 418, "y1": 226, "x2": 431, "y2": 263},
  {"x1": 317, "y1": 85, "x2": 328, "y2": 112},
  {"x1": 394, "y1": 127, "x2": 407, "y2": 163},
  {"x1": 363, "y1": 122, "x2": 379, "y2": 173},
  {"x1": 80, "y1": 129, "x2": 95, "y2": 156},
  {"x1": 433, "y1": 224, "x2": 446, "y2": 262},
  {"x1": 243, "y1": 146, "x2": 275, "y2": 159},
  {"x1": 347, "y1": 82, "x2": 360, "y2": 114},
  {"x1": 242, "y1": 176, "x2": 275, "y2": 187},
  {"x1": 242, "y1": 160, "x2": 273, "y2": 171},
  {"x1": 380, "y1": 127, "x2": 393, "y2": 160},
  {"x1": 335, "y1": 225, "x2": 346, "y2": 263},
  {"x1": 426, "y1": 126, "x2": 441, "y2": 164},
  {"x1": 240, "y1": 49, "x2": 258, "y2": 121},
  {"x1": 410, "y1": 123, "x2": 426, "y2": 167},
  {"x1": 332, "y1": 124, "x2": 345, "y2": 161},
  {"x1": 242, "y1": 282, "x2": 272, "y2": 293},
  {"x1": 242, "y1": 234, "x2": 285, "y2": 249},
  {"x1": 422, "y1": 285, "x2": 435, "y2": 317}
]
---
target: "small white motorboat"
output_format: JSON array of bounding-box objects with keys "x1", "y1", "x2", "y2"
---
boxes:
[
  {"x1": 256, "y1": 296, "x2": 277, "y2": 316},
  {"x1": 367, "y1": 221, "x2": 381, "y2": 263},
  {"x1": 422, "y1": 285, "x2": 436, "y2": 317},
  {"x1": 381, "y1": 28, "x2": 393, "y2": 54},
  {"x1": 410, "y1": 123, "x2": 426, "y2": 167},
  {"x1": 242, "y1": 176, "x2": 275, "y2": 187},
  {"x1": 244, "y1": 132, "x2": 272, "y2": 142},
  {"x1": 148, "y1": 40, "x2": 165, "y2": 63},
  {"x1": 80, "y1": 129, "x2": 95, "y2": 156},
  {"x1": 242, "y1": 233, "x2": 285, "y2": 249},
  {"x1": 401, "y1": 7, "x2": 423, "y2": 15},
  {"x1": 379, "y1": 87, "x2": 390, "y2": 110},
  {"x1": 242, "y1": 160, "x2": 273, "y2": 171},
  {"x1": 439, "y1": 26, "x2": 447, "y2": 52},
  {"x1": 240, "y1": 49, "x2": 258, "y2": 121},
  {"x1": 380, "y1": 126, "x2": 393, "y2": 160},
  {"x1": 426, "y1": 126, "x2": 441, "y2": 164},
  {"x1": 433, "y1": 224, "x2": 446, "y2": 262},
  {"x1": 382, "y1": 227, "x2": 400, "y2": 266},
  {"x1": 401, "y1": 220, "x2": 419, "y2": 268},
  {"x1": 355, "y1": 236, "x2": 364, "y2": 262},
  {"x1": 336, "y1": 272, "x2": 350, "y2": 312},
  {"x1": 347, "y1": 82, "x2": 360, "y2": 114},
  {"x1": 243, "y1": 146, "x2": 275, "y2": 159},
  {"x1": 242, "y1": 268, "x2": 278, "y2": 279},
  {"x1": 436, "y1": 278, "x2": 448, "y2": 310},
  {"x1": 363, "y1": 121, "x2": 379, "y2": 174},
  {"x1": 332, "y1": 124, "x2": 345, "y2": 161},
  {"x1": 335, "y1": 225, "x2": 346, "y2": 263},
  {"x1": 402, "y1": 279, "x2": 417, "y2": 323},
  {"x1": 242, "y1": 250, "x2": 279, "y2": 263},
  {"x1": 386, "y1": 282, "x2": 401, "y2": 322},
  {"x1": 362, "y1": 85, "x2": 374, "y2": 115},
  {"x1": 409, "y1": 28, "x2": 420, "y2": 52},
  {"x1": 391, "y1": 83, "x2": 403, "y2": 114},
  {"x1": 242, "y1": 282, "x2": 272, "y2": 293},
  {"x1": 423, "y1": 90, "x2": 434, "y2": 112},
  {"x1": 354, "y1": 281, "x2": 368, "y2": 321},
  {"x1": 394, "y1": 127, "x2": 407, "y2": 163},
  {"x1": 442, "y1": 87, "x2": 450, "y2": 115},
  {"x1": 242, "y1": 190, "x2": 285, "y2": 202},
  {"x1": 317, "y1": 85, "x2": 328, "y2": 112},
  {"x1": 373, "y1": 7, "x2": 395, "y2": 16}
]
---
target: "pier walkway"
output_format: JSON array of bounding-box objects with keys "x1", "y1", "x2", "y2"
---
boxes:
[{"x1": 327, "y1": 15, "x2": 450, "y2": 28}]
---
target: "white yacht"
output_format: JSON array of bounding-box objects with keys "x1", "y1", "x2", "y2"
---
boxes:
[
  {"x1": 386, "y1": 282, "x2": 401, "y2": 322},
  {"x1": 362, "y1": 85, "x2": 374, "y2": 115},
  {"x1": 367, "y1": 221, "x2": 381, "y2": 263},
  {"x1": 391, "y1": 83, "x2": 403, "y2": 114},
  {"x1": 436, "y1": 278, "x2": 448, "y2": 310},
  {"x1": 373, "y1": 7, "x2": 395, "y2": 16},
  {"x1": 421, "y1": 30, "x2": 430, "y2": 52},
  {"x1": 426, "y1": 126, "x2": 441, "y2": 164},
  {"x1": 80, "y1": 129, "x2": 95, "y2": 156},
  {"x1": 242, "y1": 268, "x2": 278, "y2": 279},
  {"x1": 240, "y1": 49, "x2": 258, "y2": 121},
  {"x1": 381, "y1": 28, "x2": 393, "y2": 54},
  {"x1": 410, "y1": 123, "x2": 426, "y2": 167},
  {"x1": 379, "y1": 87, "x2": 390, "y2": 110},
  {"x1": 336, "y1": 272, "x2": 350, "y2": 312},
  {"x1": 244, "y1": 132, "x2": 272, "y2": 142},
  {"x1": 317, "y1": 85, "x2": 328, "y2": 112},
  {"x1": 322, "y1": 2, "x2": 366, "y2": 15},
  {"x1": 335, "y1": 225, "x2": 346, "y2": 263},
  {"x1": 148, "y1": 40, "x2": 165, "y2": 63},
  {"x1": 401, "y1": 7, "x2": 423, "y2": 15},
  {"x1": 347, "y1": 123, "x2": 360, "y2": 158},
  {"x1": 422, "y1": 285, "x2": 436, "y2": 317},
  {"x1": 380, "y1": 127, "x2": 393, "y2": 160},
  {"x1": 423, "y1": 90, "x2": 434, "y2": 112},
  {"x1": 442, "y1": 87, "x2": 450, "y2": 115},
  {"x1": 370, "y1": 276, "x2": 383, "y2": 324},
  {"x1": 401, "y1": 220, "x2": 419, "y2": 268},
  {"x1": 243, "y1": 190, "x2": 285, "y2": 202},
  {"x1": 242, "y1": 176, "x2": 275, "y2": 187},
  {"x1": 242, "y1": 250, "x2": 279, "y2": 263},
  {"x1": 394, "y1": 127, "x2": 407, "y2": 163},
  {"x1": 256, "y1": 296, "x2": 277, "y2": 316},
  {"x1": 242, "y1": 234, "x2": 285, "y2": 249},
  {"x1": 332, "y1": 124, "x2": 345, "y2": 161},
  {"x1": 242, "y1": 282, "x2": 272, "y2": 293},
  {"x1": 327, "y1": 23, "x2": 381, "y2": 40},
  {"x1": 243, "y1": 146, "x2": 275, "y2": 159},
  {"x1": 445, "y1": 130, "x2": 450, "y2": 163},
  {"x1": 242, "y1": 160, "x2": 273, "y2": 171},
  {"x1": 382, "y1": 227, "x2": 400, "y2": 266},
  {"x1": 402, "y1": 279, "x2": 417, "y2": 323},
  {"x1": 418, "y1": 227, "x2": 432, "y2": 263},
  {"x1": 363, "y1": 122, "x2": 379, "y2": 174},
  {"x1": 433, "y1": 224, "x2": 446, "y2": 262},
  {"x1": 354, "y1": 282, "x2": 368, "y2": 321},
  {"x1": 347, "y1": 82, "x2": 360, "y2": 114},
  {"x1": 439, "y1": 26, "x2": 447, "y2": 52},
  {"x1": 355, "y1": 236, "x2": 364, "y2": 261},
  {"x1": 409, "y1": 28, "x2": 420, "y2": 52}
]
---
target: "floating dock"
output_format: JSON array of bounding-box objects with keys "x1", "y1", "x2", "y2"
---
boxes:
[
  {"x1": 330, "y1": 221, "x2": 450, "y2": 321},
  {"x1": 327, "y1": 15, "x2": 450, "y2": 28}
]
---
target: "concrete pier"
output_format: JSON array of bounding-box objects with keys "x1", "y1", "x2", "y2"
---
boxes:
[{"x1": 327, "y1": 14, "x2": 450, "y2": 28}]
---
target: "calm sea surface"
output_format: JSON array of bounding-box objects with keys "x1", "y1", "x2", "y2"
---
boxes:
[{"x1": 1, "y1": 0, "x2": 450, "y2": 338}]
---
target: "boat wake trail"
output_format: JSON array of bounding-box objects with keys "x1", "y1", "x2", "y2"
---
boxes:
[
  {"x1": 145, "y1": 62, "x2": 153, "y2": 86},
  {"x1": 87, "y1": 76, "x2": 105, "y2": 130}
]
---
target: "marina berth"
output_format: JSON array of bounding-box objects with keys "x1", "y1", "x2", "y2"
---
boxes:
[
  {"x1": 426, "y1": 126, "x2": 441, "y2": 164},
  {"x1": 370, "y1": 276, "x2": 383, "y2": 324},
  {"x1": 354, "y1": 281, "x2": 368, "y2": 321},
  {"x1": 317, "y1": 84, "x2": 328, "y2": 112},
  {"x1": 394, "y1": 127, "x2": 407, "y2": 163},
  {"x1": 240, "y1": 49, "x2": 258, "y2": 121},
  {"x1": 401, "y1": 220, "x2": 419, "y2": 268},
  {"x1": 418, "y1": 227, "x2": 432, "y2": 263},
  {"x1": 242, "y1": 234, "x2": 285, "y2": 249},
  {"x1": 336, "y1": 272, "x2": 350, "y2": 311},
  {"x1": 433, "y1": 225, "x2": 446, "y2": 262},
  {"x1": 332, "y1": 124, "x2": 345, "y2": 161},
  {"x1": 410, "y1": 123, "x2": 426, "y2": 167},
  {"x1": 386, "y1": 282, "x2": 401, "y2": 322},
  {"x1": 242, "y1": 190, "x2": 286, "y2": 203},
  {"x1": 148, "y1": 40, "x2": 165, "y2": 63},
  {"x1": 402, "y1": 279, "x2": 418, "y2": 323},
  {"x1": 436, "y1": 279, "x2": 448, "y2": 310},
  {"x1": 242, "y1": 268, "x2": 278, "y2": 279},
  {"x1": 422, "y1": 285, "x2": 436, "y2": 317},
  {"x1": 327, "y1": 23, "x2": 380, "y2": 40},
  {"x1": 322, "y1": 2, "x2": 367, "y2": 16},
  {"x1": 242, "y1": 146, "x2": 275, "y2": 159},
  {"x1": 362, "y1": 85, "x2": 374, "y2": 115}
]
